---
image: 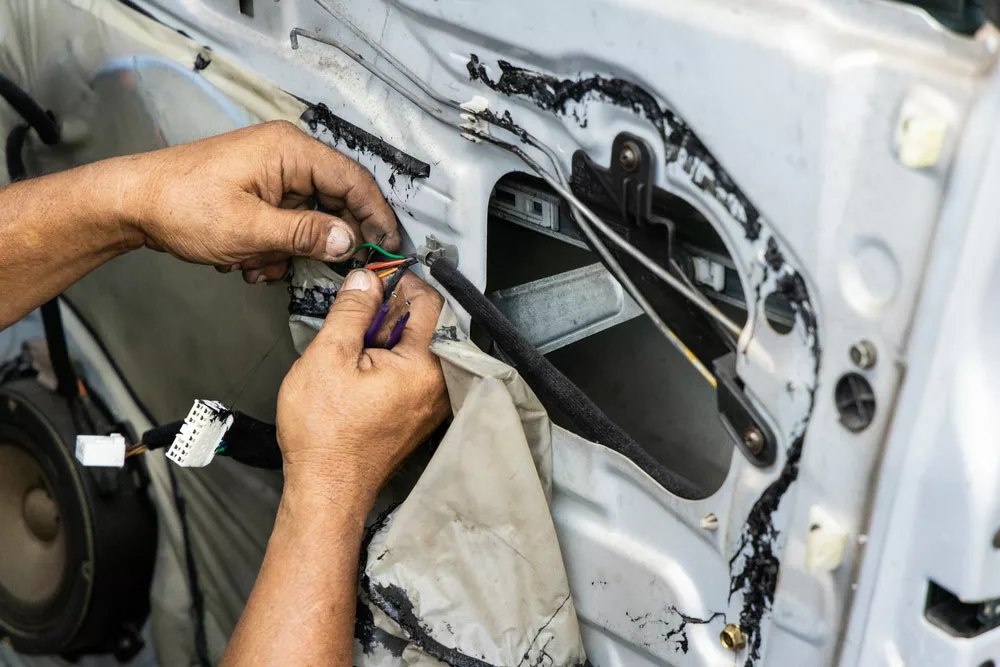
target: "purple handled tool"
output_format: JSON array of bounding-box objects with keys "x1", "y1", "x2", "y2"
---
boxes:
[
  {"x1": 363, "y1": 301, "x2": 390, "y2": 348},
  {"x1": 385, "y1": 312, "x2": 410, "y2": 350}
]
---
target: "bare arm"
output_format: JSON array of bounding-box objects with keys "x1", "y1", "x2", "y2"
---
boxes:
[
  {"x1": 222, "y1": 270, "x2": 449, "y2": 665},
  {"x1": 226, "y1": 476, "x2": 370, "y2": 666},
  {"x1": 0, "y1": 160, "x2": 138, "y2": 327},
  {"x1": 0, "y1": 120, "x2": 399, "y2": 329}
]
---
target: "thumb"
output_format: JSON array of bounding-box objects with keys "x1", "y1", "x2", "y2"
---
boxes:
[
  {"x1": 248, "y1": 201, "x2": 357, "y2": 262},
  {"x1": 313, "y1": 270, "x2": 385, "y2": 360}
]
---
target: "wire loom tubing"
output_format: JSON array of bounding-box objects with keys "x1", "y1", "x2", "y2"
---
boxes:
[
  {"x1": 0, "y1": 72, "x2": 60, "y2": 146},
  {"x1": 428, "y1": 258, "x2": 703, "y2": 499}
]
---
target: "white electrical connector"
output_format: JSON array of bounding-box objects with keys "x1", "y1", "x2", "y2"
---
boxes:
[
  {"x1": 692, "y1": 256, "x2": 726, "y2": 292},
  {"x1": 166, "y1": 400, "x2": 234, "y2": 468},
  {"x1": 75, "y1": 434, "x2": 127, "y2": 468}
]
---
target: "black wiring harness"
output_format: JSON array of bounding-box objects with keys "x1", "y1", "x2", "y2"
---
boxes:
[{"x1": 427, "y1": 257, "x2": 703, "y2": 498}]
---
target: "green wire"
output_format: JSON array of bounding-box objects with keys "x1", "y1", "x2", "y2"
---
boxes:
[{"x1": 354, "y1": 242, "x2": 406, "y2": 260}]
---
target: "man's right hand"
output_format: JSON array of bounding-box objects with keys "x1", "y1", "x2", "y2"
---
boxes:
[{"x1": 275, "y1": 270, "x2": 450, "y2": 511}]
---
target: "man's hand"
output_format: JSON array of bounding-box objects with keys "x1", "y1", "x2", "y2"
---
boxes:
[
  {"x1": 275, "y1": 269, "x2": 449, "y2": 508},
  {"x1": 121, "y1": 120, "x2": 398, "y2": 284},
  {"x1": 225, "y1": 271, "x2": 448, "y2": 666}
]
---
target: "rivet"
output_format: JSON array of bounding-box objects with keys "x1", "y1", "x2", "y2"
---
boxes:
[
  {"x1": 619, "y1": 141, "x2": 639, "y2": 173},
  {"x1": 743, "y1": 426, "x2": 764, "y2": 454}
]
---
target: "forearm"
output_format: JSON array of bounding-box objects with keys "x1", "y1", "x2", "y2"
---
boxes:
[
  {"x1": 221, "y1": 475, "x2": 373, "y2": 666},
  {"x1": 0, "y1": 157, "x2": 144, "y2": 328}
]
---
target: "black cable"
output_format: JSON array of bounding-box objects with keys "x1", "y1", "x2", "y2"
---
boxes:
[
  {"x1": 0, "y1": 72, "x2": 59, "y2": 145},
  {"x1": 142, "y1": 413, "x2": 282, "y2": 469},
  {"x1": 39, "y1": 299, "x2": 79, "y2": 398},
  {"x1": 3, "y1": 82, "x2": 89, "y2": 430},
  {"x1": 383, "y1": 258, "x2": 418, "y2": 294},
  {"x1": 429, "y1": 257, "x2": 703, "y2": 499},
  {"x1": 5, "y1": 123, "x2": 28, "y2": 182}
]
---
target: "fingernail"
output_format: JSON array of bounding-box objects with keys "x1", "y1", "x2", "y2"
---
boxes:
[
  {"x1": 254, "y1": 274, "x2": 267, "y2": 284},
  {"x1": 342, "y1": 270, "x2": 372, "y2": 292},
  {"x1": 325, "y1": 225, "x2": 353, "y2": 258},
  {"x1": 229, "y1": 263, "x2": 240, "y2": 272}
]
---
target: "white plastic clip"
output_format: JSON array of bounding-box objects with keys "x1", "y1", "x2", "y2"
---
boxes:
[
  {"x1": 460, "y1": 94, "x2": 491, "y2": 140},
  {"x1": 166, "y1": 400, "x2": 234, "y2": 468},
  {"x1": 75, "y1": 434, "x2": 127, "y2": 468}
]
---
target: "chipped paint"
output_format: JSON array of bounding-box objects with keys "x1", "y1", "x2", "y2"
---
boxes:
[
  {"x1": 625, "y1": 608, "x2": 726, "y2": 654},
  {"x1": 302, "y1": 103, "x2": 431, "y2": 183},
  {"x1": 728, "y1": 238, "x2": 820, "y2": 666}
]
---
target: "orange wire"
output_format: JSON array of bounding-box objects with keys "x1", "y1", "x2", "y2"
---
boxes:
[
  {"x1": 366, "y1": 259, "x2": 407, "y2": 271},
  {"x1": 376, "y1": 267, "x2": 399, "y2": 279}
]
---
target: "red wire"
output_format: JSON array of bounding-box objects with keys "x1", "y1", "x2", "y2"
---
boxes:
[{"x1": 365, "y1": 259, "x2": 407, "y2": 271}]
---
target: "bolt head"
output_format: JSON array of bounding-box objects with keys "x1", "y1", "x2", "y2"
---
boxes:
[
  {"x1": 619, "y1": 142, "x2": 639, "y2": 172},
  {"x1": 720, "y1": 624, "x2": 746, "y2": 652},
  {"x1": 700, "y1": 513, "x2": 719, "y2": 531},
  {"x1": 849, "y1": 340, "x2": 877, "y2": 370},
  {"x1": 743, "y1": 426, "x2": 764, "y2": 454}
]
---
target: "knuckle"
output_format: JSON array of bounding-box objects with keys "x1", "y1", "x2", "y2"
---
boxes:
[
  {"x1": 310, "y1": 335, "x2": 353, "y2": 362},
  {"x1": 287, "y1": 212, "x2": 323, "y2": 255},
  {"x1": 265, "y1": 119, "x2": 299, "y2": 139},
  {"x1": 331, "y1": 290, "x2": 374, "y2": 316}
]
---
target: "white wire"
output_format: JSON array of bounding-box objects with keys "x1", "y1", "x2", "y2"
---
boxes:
[{"x1": 537, "y1": 174, "x2": 742, "y2": 337}]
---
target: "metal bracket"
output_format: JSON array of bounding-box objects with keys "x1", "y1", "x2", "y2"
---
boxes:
[
  {"x1": 571, "y1": 133, "x2": 656, "y2": 229},
  {"x1": 417, "y1": 235, "x2": 459, "y2": 267},
  {"x1": 713, "y1": 353, "x2": 777, "y2": 467},
  {"x1": 488, "y1": 263, "x2": 643, "y2": 354},
  {"x1": 570, "y1": 133, "x2": 676, "y2": 264}
]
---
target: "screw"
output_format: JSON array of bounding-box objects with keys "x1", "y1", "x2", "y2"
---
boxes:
[
  {"x1": 619, "y1": 141, "x2": 639, "y2": 172},
  {"x1": 849, "y1": 340, "x2": 877, "y2": 370},
  {"x1": 743, "y1": 426, "x2": 764, "y2": 454},
  {"x1": 700, "y1": 513, "x2": 719, "y2": 531},
  {"x1": 720, "y1": 624, "x2": 746, "y2": 652}
]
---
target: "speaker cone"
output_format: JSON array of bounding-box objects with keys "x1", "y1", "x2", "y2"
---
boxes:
[{"x1": 0, "y1": 379, "x2": 157, "y2": 660}]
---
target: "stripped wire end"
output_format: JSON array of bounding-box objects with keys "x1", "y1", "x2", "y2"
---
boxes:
[
  {"x1": 166, "y1": 400, "x2": 234, "y2": 468},
  {"x1": 125, "y1": 444, "x2": 148, "y2": 459}
]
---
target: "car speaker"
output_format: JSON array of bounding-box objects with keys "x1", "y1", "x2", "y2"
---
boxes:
[{"x1": 0, "y1": 378, "x2": 157, "y2": 660}]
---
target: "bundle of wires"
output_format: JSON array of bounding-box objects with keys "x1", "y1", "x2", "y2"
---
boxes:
[{"x1": 350, "y1": 242, "x2": 420, "y2": 288}]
